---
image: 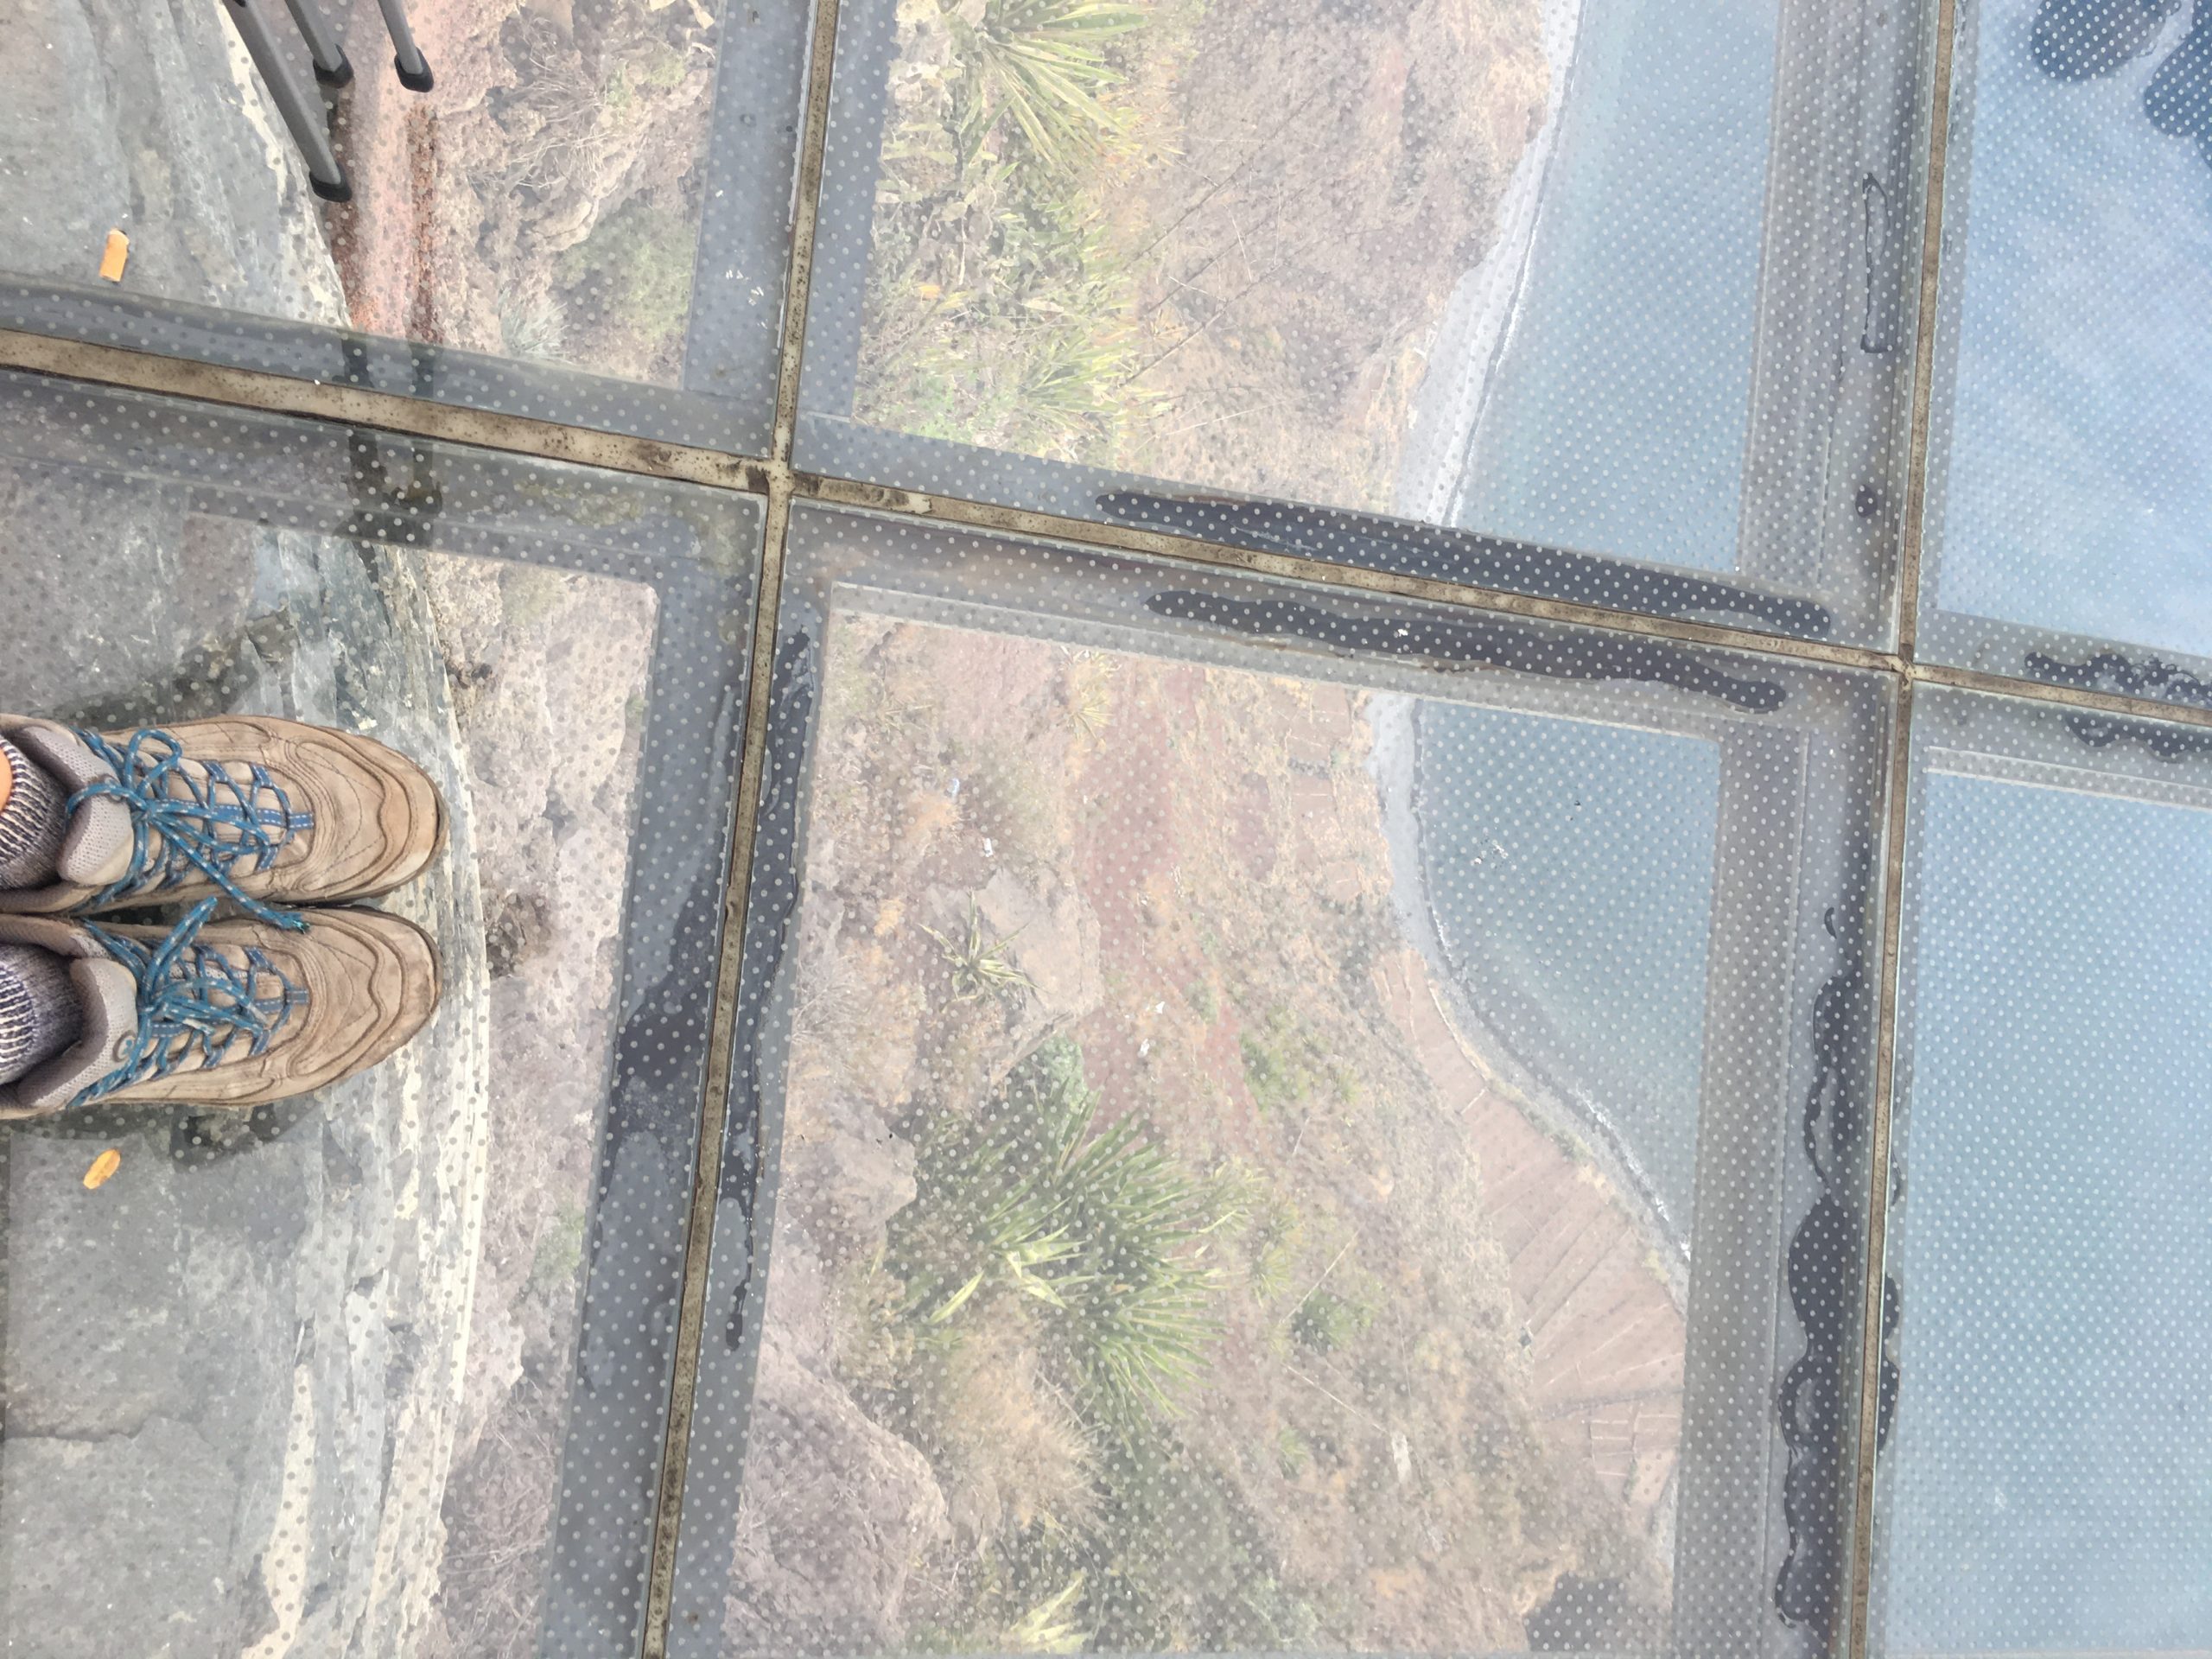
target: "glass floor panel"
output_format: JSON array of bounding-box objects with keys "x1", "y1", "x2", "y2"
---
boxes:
[
  {"x1": 794, "y1": 0, "x2": 1934, "y2": 645},
  {"x1": 668, "y1": 505, "x2": 1894, "y2": 1655},
  {"x1": 0, "y1": 0, "x2": 810, "y2": 450},
  {"x1": 1916, "y1": 0, "x2": 2212, "y2": 711},
  {"x1": 12, "y1": 0, "x2": 2212, "y2": 1648},
  {"x1": 1872, "y1": 687, "x2": 2212, "y2": 1655},
  {"x1": 0, "y1": 370, "x2": 761, "y2": 1658}
]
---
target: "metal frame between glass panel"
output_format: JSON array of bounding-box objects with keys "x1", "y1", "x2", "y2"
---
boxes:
[{"x1": 665, "y1": 502, "x2": 1894, "y2": 1656}]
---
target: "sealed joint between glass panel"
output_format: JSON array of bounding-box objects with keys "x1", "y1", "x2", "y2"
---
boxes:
[{"x1": 663, "y1": 502, "x2": 1897, "y2": 1659}]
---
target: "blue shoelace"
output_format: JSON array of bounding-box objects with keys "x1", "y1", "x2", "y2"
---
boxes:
[
  {"x1": 73, "y1": 898, "x2": 308, "y2": 1109},
  {"x1": 68, "y1": 727, "x2": 312, "y2": 931}
]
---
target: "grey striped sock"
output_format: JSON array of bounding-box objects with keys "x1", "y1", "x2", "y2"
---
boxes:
[
  {"x1": 0, "y1": 735, "x2": 66, "y2": 890},
  {"x1": 0, "y1": 944, "x2": 79, "y2": 1087}
]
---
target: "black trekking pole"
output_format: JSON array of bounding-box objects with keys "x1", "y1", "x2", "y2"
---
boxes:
[
  {"x1": 216, "y1": 0, "x2": 437, "y2": 204},
  {"x1": 220, "y1": 0, "x2": 353, "y2": 201}
]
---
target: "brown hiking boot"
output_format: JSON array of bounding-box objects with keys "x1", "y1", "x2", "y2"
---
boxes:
[
  {"x1": 0, "y1": 901, "x2": 439, "y2": 1118},
  {"x1": 0, "y1": 715, "x2": 445, "y2": 919}
]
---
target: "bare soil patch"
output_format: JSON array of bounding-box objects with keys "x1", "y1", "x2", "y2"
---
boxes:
[{"x1": 721, "y1": 612, "x2": 1678, "y2": 1652}]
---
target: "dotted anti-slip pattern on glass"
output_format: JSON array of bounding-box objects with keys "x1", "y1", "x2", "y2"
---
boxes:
[
  {"x1": 794, "y1": 0, "x2": 1936, "y2": 645},
  {"x1": 667, "y1": 504, "x2": 1894, "y2": 1656},
  {"x1": 1915, "y1": 0, "x2": 2212, "y2": 713},
  {"x1": 12, "y1": 0, "x2": 2212, "y2": 1652},
  {"x1": 0, "y1": 369, "x2": 761, "y2": 1658},
  {"x1": 1870, "y1": 685, "x2": 2212, "y2": 1657},
  {"x1": 0, "y1": 0, "x2": 810, "y2": 453}
]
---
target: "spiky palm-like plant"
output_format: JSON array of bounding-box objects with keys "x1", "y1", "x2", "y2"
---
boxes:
[
  {"x1": 947, "y1": 0, "x2": 1147, "y2": 172},
  {"x1": 921, "y1": 899, "x2": 1037, "y2": 1003},
  {"x1": 893, "y1": 1038, "x2": 1221, "y2": 1430}
]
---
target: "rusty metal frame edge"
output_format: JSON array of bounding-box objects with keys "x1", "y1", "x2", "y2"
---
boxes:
[
  {"x1": 13, "y1": 320, "x2": 2212, "y2": 741},
  {"x1": 1842, "y1": 671, "x2": 1916, "y2": 1659},
  {"x1": 1891, "y1": 0, "x2": 1958, "y2": 669},
  {"x1": 1843, "y1": 0, "x2": 1955, "y2": 1643},
  {"x1": 0, "y1": 327, "x2": 774, "y2": 495},
  {"x1": 637, "y1": 0, "x2": 846, "y2": 1649},
  {"x1": 638, "y1": 478, "x2": 796, "y2": 1659}
]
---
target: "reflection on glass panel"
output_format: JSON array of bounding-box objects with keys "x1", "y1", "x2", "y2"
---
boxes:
[
  {"x1": 1875, "y1": 689, "x2": 2212, "y2": 1654},
  {"x1": 0, "y1": 0, "x2": 806, "y2": 446},
  {"x1": 0, "y1": 372, "x2": 760, "y2": 1658},
  {"x1": 671, "y1": 508, "x2": 1894, "y2": 1655},
  {"x1": 801, "y1": 0, "x2": 1927, "y2": 637},
  {"x1": 1921, "y1": 0, "x2": 2212, "y2": 687}
]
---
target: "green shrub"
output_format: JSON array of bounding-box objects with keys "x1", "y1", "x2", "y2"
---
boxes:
[
  {"x1": 1237, "y1": 1008, "x2": 1362, "y2": 1118},
  {"x1": 527, "y1": 1204, "x2": 588, "y2": 1298},
  {"x1": 890, "y1": 1037, "x2": 1221, "y2": 1431},
  {"x1": 556, "y1": 199, "x2": 696, "y2": 352},
  {"x1": 1542, "y1": 1119, "x2": 1593, "y2": 1166},
  {"x1": 1243, "y1": 1193, "x2": 1302, "y2": 1303},
  {"x1": 853, "y1": 0, "x2": 1170, "y2": 464},
  {"x1": 1239, "y1": 1010, "x2": 1312, "y2": 1114},
  {"x1": 1002, "y1": 1576, "x2": 1090, "y2": 1653},
  {"x1": 1290, "y1": 1288, "x2": 1372, "y2": 1356},
  {"x1": 920, "y1": 899, "x2": 1036, "y2": 1004},
  {"x1": 947, "y1": 0, "x2": 1148, "y2": 172},
  {"x1": 968, "y1": 1426, "x2": 1325, "y2": 1652}
]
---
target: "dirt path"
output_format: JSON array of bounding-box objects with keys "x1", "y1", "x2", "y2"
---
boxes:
[{"x1": 327, "y1": 0, "x2": 720, "y2": 378}]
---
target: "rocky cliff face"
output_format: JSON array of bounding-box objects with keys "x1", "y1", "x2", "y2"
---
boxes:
[
  {"x1": 0, "y1": 520, "x2": 492, "y2": 1659},
  {"x1": 0, "y1": 503, "x2": 666, "y2": 1658},
  {"x1": 720, "y1": 613, "x2": 1675, "y2": 1653},
  {"x1": 414, "y1": 558, "x2": 657, "y2": 1659},
  {"x1": 0, "y1": 0, "x2": 348, "y2": 324}
]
